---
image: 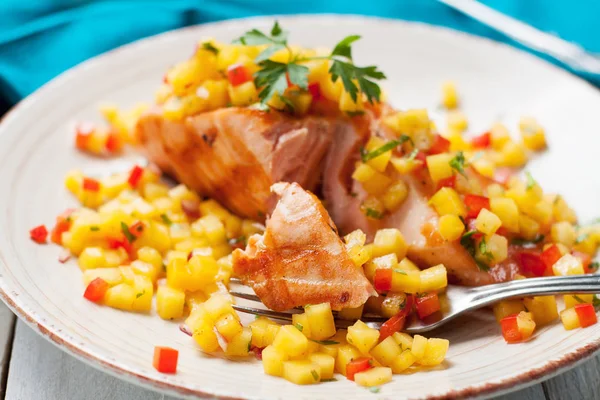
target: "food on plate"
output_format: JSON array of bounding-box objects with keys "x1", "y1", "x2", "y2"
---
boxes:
[
  {"x1": 233, "y1": 182, "x2": 376, "y2": 311},
  {"x1": 29, "y1": 21, "x2": 599, "y2": 388}
]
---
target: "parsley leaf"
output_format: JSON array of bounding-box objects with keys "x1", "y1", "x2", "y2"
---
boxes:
[
  {"x1": 201, "y1": 42, "x2": 219, "y2": 55},
  {"x1": 120, "y1": 222, "x2": 136, "y2": 243},
  {"x1": 330, "y1": 60, "x2": 385, "y2": 104},
  {"x1": 589, "y1": 262, "x2": 599, "y2": 271},
  {"x1": 254, "y1": 60, "x2": 289, "y2": 104},
  {"x1": 478, "y1": 237, "x2": 494, "y2": 261},
  {"x1": 310, "y1": 339, "x2": 340, "y2": 345},
  {"x1": 294, "y1": 323, "x2": 304, "y2": 332},
  {"x1": 160, "y1": 213, "x2": 173, "y2": 226},
  {"x1": 89, "y1": 226, "x2": 100, "y2": 232},
  {"x1": 365, "y1": 208, "x2": 384, "y2": 220},
  {"x1": 460, "y1": 230, "x2": 490, "y2": 271},
  {"x1": 361, "y1": 135, "x2": 412, "y2": 162},
  {"x1": 234, "y1": 21, "x2": 289, "y2": 62},
  {"x1": 525, "y1": 171, "x2": 536, "y2": 190},
  {"x1": 331, "y1": 35, "x2": 361, "y2": 60},
  {"x1": 311, "y1": 370, "x2": 319, "y2": 381},
  {"x1": 286, "y1": 62, "x2": 309, "y2": 90},
  {"x1": 449, "y1": 151, "x2": 467, "y2": 177},
  {"x1": 135, "y1": 290, "x2": 146, "y2": 299},
  {"x1": 593, "y1": 295, "x2": 600, "y2": 308}
]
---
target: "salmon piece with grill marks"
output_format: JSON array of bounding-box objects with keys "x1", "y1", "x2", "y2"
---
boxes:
[{"x1": 232, "y1": 182, "x2": 376, "y2": 311}]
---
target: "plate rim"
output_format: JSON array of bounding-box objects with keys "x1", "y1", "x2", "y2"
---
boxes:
[{"x1": 1, "y1": 13, "x2": 600, "y2": 400}]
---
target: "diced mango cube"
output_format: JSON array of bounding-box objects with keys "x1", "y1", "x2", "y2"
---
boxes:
[
  {"x1": 308, "y1": 353, "x2": 336, "y2": 380},
  {"x1": 564, "y1": 294, "x2": 594, "y2": 310},
  {"x1": 419, "y1": 264, "x2": 448, "y2": 292},
  {"x1": 373, "y1": 228, "x2": 407, "y2": 259},
  {"x1": 156, "y1": 286, "x2": 185, "y2": 320},
  {"x1": 381, "y1": 181, "x2": 409, "y2": 212},
  {"x1": 560, "y1": 307, "x2": 580, "y2": 330},
  {"x1": 429, "y1": 187, "x2": 466, "y2": 217},
  {"x1": 282, "y1": 361, "x2": 321, "y2": 385},
  {"x1": 475, "y1": 209, "x2": 502, "y2": 235},
  {"x1": 438, "y1": 214, "x2": 465, "y2": 241},
  {"x1": 418, "y1": 338, "x2": 449, "y2": 366},
  {"x1": 441, "y1": 81, "x2": 458, "y2": 109},
  {"x1": 391, "y1": 349, "x2": 417, "y2": 373},
  {"x1": 393, "y1": 332, "x2": 414, "y2": 350},
  {"x1": 519, "y1": 117, "x2": 547, "y2": 151},
  {"x1": 426, "y1": 153, "x2": 454, "y2": 183},
  {"x1": 370, "y1": 336, "x2": 401, "y2": 367},
  {"x1": 228, "y1": 81, "x2": 258, "y2": 106},
  {"x1": 250, "y1": 317, "x2": 281, "y2": 348},
  {"x1": 493, "y1": 300, "x2": 526, "y2": 322},
  {"x1": 335, "y1": 345, "x2": 361, "y2": 376},
  {"x1": 305, "y1": 303, "x2": 336, "y2": 340},
  {"x1": 215, "y1": 313, "x2": 244, "y2": 342},
  {"x1": 411, "y1": 335, "x2": 428, "y2": 359},
  {"x1": 551, "y1": 221, "x2": 577, "y2": 247},
  {"x1": 354, "y1": 367, "x2": 392, "y2": 387},
  {"x1": 490, "y1": 197, "x2": 520, "y2": 233},
  {"x1": 225, "y1": 327, "x2": 252, "y2": 357},
  {"x1": 292, "y1": 313, "x2": 312, "y2": 339},
  {"x1": 273, "y1": 325, "x2": 308, "y2": 357},
  {"x1": 262, "y1": 345, "x2": 288, "y2": 376},
  {"x1": 553, "y1": 254, "x2": 584, "y2": 276},
  {"x1": 523, "y1": 296, "x2": 558, "y2": 326},
  {"x1": 347, "y1": 321, "x2": 380, "y2": 354},
  {"x1": 104, "y1": 283, "x2": 136, "y2": 311},
  {"x1": 391, "y1": 270, "x2": 421, "y2": 294}
]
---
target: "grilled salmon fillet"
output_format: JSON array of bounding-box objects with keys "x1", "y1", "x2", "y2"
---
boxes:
[
  {"x1": 136, "y1": 107, "x2": 334, "y2": 220},
  {"x1": 232, "y1": 182, "x2": 376, "y2": 311}
]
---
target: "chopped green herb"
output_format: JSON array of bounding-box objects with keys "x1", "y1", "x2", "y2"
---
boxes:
[
  {"x1": 310, "y1": 339, "x2": 340, "y2": 346},
  {"x1": 593, "y1": 295, "x2": 600, "y2": 308},
  {"x1": 573, "y1": 295, "x2": 586, "y2": 304},
  {"x1": 449, "y1": 151, "x2": 467, "y2": 177},
  {"x1": 406, "y1": 148, "x2": 419, "y2": 161},
  {"x1": 525, "y1": 171, "x2": 536, "y2": 190},
  {"x1": 201, "y1": 42, "x2": 219, "y2": 55},
  {"x1": 321, "y1": 378, "x2": 338, "y2": 382},
  {"x1": 248, "y1": 338, "x2": 252, "y2": 352},
  {"x1": 589, "y1": 262, "x2": 599, "y2": 271},
  {"x1": 393, "y1": 269, "x2": 407, "y2": 275},
  {"x1": 162, "y1": 263, "x2": 166, "y2": 272},
  {"x1": 311, "y1": 370, "x2": 319, "y2": 381},
  {"x1": 346, "y1": 110, "x2": 365, "y2": 117},
  {"x1": 135, "y1": 290, "x2": 146, "y2": 299},
  {"x1": 478, "y1": 237, "x2": 494, "y2": 261},
  {"x1": 575, "y1": 233, "x2": 589, "y2": 244},
  {"x1": 160, "y1": 213, "x2": 173, "y2": 225},
  {"x1": 369, "y1": 387, "x2": 381, "y2": 394},
  {"x1": 460, "y1": 230, "x2": 490, "y2": 271},
  {"x1": 361, "y1": 135, "x2": 412, "y2": 162},
  {"x1": 511, "y1": 235, "x2": 545, "y2": 247},
  {"x1": 365, "y1": 208, "x2": 384, "y2": 220},
  {"x1": 294, "y1": 323, "x2": 304, "y2": 332},
  {"x1": 89, "y1": 226, "x2": 100, "y2": 232},
  {"x1": 120, "y1": 222, "x2": 136, "y2": 243}
]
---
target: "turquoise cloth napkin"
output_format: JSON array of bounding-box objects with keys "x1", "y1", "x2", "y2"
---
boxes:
[{"x1": 0, "y1": 0, "x2": 599, "y2": 109}]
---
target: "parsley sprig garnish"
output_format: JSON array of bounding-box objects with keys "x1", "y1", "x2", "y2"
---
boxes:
[
  {"x1": 460, "y1": 230, "x2": 490, "y2": 271},
  {"x1": 234, "y1": 21, "x2": 386, "y2": 108},
  {"x1": 449, "y1": 151, "x2": 467, "y2": 177}
]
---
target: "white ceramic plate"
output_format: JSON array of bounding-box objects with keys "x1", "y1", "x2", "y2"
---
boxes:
[{"x1": 1, "y1": 15, "x2": 600, "y2": 400}]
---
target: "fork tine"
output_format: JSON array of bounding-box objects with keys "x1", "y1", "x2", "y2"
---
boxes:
[
  {"x1": 229, "y1": 291, "x2": 262, "y2": 302},
  {"x1": 232, "y1": 305, "x2": 300, "y2": 320}
]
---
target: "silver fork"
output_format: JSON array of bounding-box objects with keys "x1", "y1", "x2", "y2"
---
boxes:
[{"x1": 229, "y1": 275, "x2": 600, "y2": 334}]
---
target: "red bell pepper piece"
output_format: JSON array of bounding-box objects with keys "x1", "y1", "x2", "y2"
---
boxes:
[
  {"x1": 415, "y1": 293, "x2": 441, "y2": 319},
  {"x1": 83, "y1": 278, "x2": 109, "y2": 303},
  {"x1": 308, "y1": 82, "x2": 321, "y2": 100},
  {"x1": 105, "y1": 131, "x2": 123, "y2": 153},
  {"x1": 346, "y1": 357, "x2": 372, "y2": 381},
  {"x1": 379, "y1": 295, "x2": 414, "y2": 340},
  {"x1": 29, "y1": 225, "x2": 48, "y2": 244},
  {"x1": 227, "y1": 63, "x2": 251, "y2": 86},
  {"x1": 428, "y1": 134, "x2": 450, "y2": 155},
  {"x1": 128, "y1": 221, "x2": 145, "y2": 239},
  {"x1": 373, "y1": 269, "x2": 392, "y2": 292},
  {"x1": 471, "y1": 132, "x2": 491, "y2": 149},
  {"x1": 51, "y1": 209, "x2": 74, "y2": 245},
  {"x1": 518, "y1": 251, "x2": 546, "y2": 277},
  {"x1": 574, "y1": 303, "x2": 598, "y2": 328},
  {"x1": 437, "y1": 175, "x2": 456, "y2": 190},
  {"x1": 540, "y1": 245, "x2": 561, "y2": 273},
  {"x1": 500, "y1": 314, "x2": 522, "y2": 343},
  {"x1": 75, "y1": 123, "x2": 94, "y2": 150},
  {"x1": 464, "y1": 194, "x2": 490, "y2": 219},
  {"x1": 82, "y1": 177, "x2": 100, "y2": 192},
  {"x1": 127, "y1": 165, "x2": 144, "y2": 188},
  {"x1": 153, "y1": 346, "x2": 179, "y2": 373}
]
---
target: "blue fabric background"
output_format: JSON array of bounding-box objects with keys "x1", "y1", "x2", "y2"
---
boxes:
[{"x1": 0, "y1": 0, "x2": 599, "y2": 110}]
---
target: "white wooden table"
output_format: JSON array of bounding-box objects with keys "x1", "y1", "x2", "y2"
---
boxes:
[{"x1": 0, "y1": 301, "x2": 597, "y2": 399}]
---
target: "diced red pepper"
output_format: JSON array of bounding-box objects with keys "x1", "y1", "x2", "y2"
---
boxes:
[
  {"x1": 128, "y1": 221, "x2": 145, "y2": 239},
  {"x1": 127, "y1": 165, "x2": 144, "y2": 188},
  {"x1": 308, "y1": 82, "x2": 321, "y2": 100},
  {"x1": 415, "y1": 293, "x2": 441, "y2": 319},
  {"x1": 75, "y1": 123, "x2": 94, "y2": 150},
  {"x1": 500, "y1": 314, "x2": 522, "y2": 343},
  {"x1": 373, "y1": 269, "x2": 392, "y2": 292},
  {"x1": 572, "y1": 251, "x2": 593, "y2": 273},
  {"x1": 518, "y1": 251, "x2": 546, "y2": 277},
  {"x1": 379, "y1": 295, "x2": 414, "y2": 340},
  {"x1": 540, "y1": 245, "x2": 561, "y2": 273},
  {"x1": 105, "y1": 131, "x2": 123, "y2": 153},
  {"x1": 51, "y1": 210, "x2": 74, "y2": 245},
  {"x1": 471, "y1": 132, "x2": 491, "y2": 149},
  {"x1": 346, "y1": 357, "x2": 372, "y2": 381},
  {"x1": 107, "y1": 236, "x2": 133, "y2": 258},
  {"x1": 82, "y1": 177, "x2": 100, "y2": 192},
  {"x1": 428, "y1": 134, "x2": 450, "y2": 155},
  {"x1": 495, "y1": 227, "x2": 509, "y2": 237},
  {"x1": 83, "y1": 278, "x2": 109, "y2": 303},
  {"x1": 464, "y1": 194, "x2": 490, "y2": 219},
  {"x1": 153, "y1": 346, "x2": 179, "y2": 373},
  {"x1": 227, "y1": 63, "x2": 251, "y2": 86},
  {"x1": 437, "y1": 175, "x2": 456, "y2": 190},
  {"x1": 29, "y1": 225, "x2": 48, "y2": 244},
  {"x1": 574, "y1": 303, "x2": 598, "y2": 328}
]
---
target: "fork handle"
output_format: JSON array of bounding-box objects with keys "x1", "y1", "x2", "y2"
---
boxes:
[{"x1": 468, "y1": 274, "x2": 600, "y2": 308}]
